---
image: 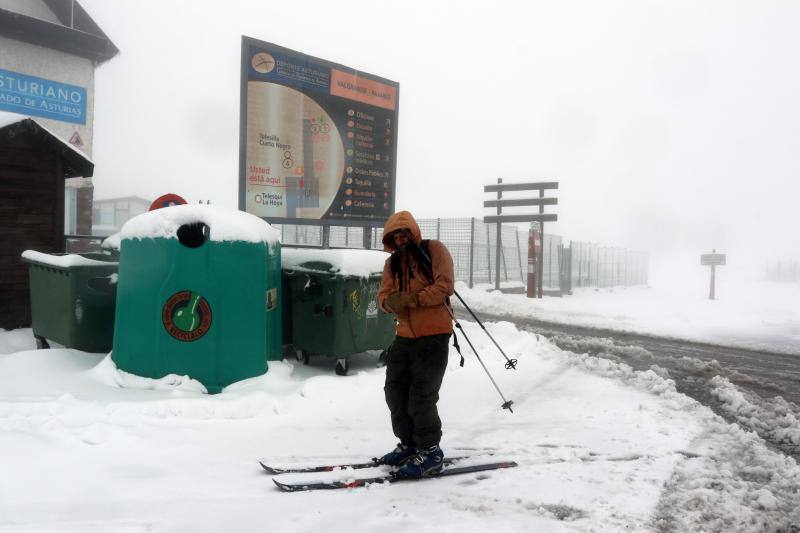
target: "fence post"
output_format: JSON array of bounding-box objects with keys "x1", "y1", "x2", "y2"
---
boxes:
[
  {"x1": 516, "y1": 230, "x2": 524, "y2": 283},
  {"x1": 486, "y1": 223, "x2": 492, "y2": 284},
  {"x1": 494, "y1": 178, "x2": 502, "y2": 290},
  {"x1": 363, "y1": 227, "x2": 372, "y2": 250},
  {"x1": 566, "y1": 244, "x2": 573, "y2": 293},
  {"x1": 468, "y1": 217, "x2": 475, "y2": 288},
  {"x1": 549, "y1": 234, "x2": 554, "y2": 290},
  {"x1": 600, "y1": 247, "x2": 604, "y2": 288},
  {"x1": 436, "y1": 218, "x2": 441, "y2": 240},
  {"x1": 501, "y1": 227, "x2": 508, "y2": 282},
  {"x1": 322, "y1": 226, "x2": 330, "y2": 249},
  {"x1": 626, "y1": 251, "x2": 629, "y2": 286}
]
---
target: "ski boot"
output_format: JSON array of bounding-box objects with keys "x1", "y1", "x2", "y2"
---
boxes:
[
  {"x1": 377, "y1": 443, "x2": 417, "y2": 466},
  {"x1": 394, "y1": 445, "x2": 445, "y2": 479}
]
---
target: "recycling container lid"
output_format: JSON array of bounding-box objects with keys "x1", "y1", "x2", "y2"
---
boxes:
[
  {"x1": 119, "y1": 204, "x2": 280, "y2": 244},
  {"x1": 282, "y1": 247, "x2": 388, "y2": 277},
  {"x1": 21, "y1": 250, "x2": 119, "y2": 268}
]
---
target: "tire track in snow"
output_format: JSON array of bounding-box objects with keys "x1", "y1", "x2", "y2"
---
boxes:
[
  {"x1": 461, "y1": 310, "x2": 800, "y2": 460},
  {"x1": 458, "y1": 310, "x2": 800, "y2": 532}
]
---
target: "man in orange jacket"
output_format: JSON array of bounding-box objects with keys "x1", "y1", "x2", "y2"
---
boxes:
[{"x1": 376, "y1": 210, "x2": 455, "y2": 478}]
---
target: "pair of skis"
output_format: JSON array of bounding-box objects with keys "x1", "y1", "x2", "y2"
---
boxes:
[{"x1": 261, "y1": 456, "x2": 518, "y2": 492}]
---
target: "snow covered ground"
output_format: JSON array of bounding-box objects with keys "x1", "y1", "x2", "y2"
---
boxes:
[
  {"x1": 461, "y1": 277, "x2": 800, "y2": 356},
  {"x1": 2, "y1": 320, "x2": 798, "y2": 532}
]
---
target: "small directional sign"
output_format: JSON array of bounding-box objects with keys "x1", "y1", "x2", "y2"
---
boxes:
[
  {"x1": 701, "y1": 250, "x2": 725, "y2": 300},
  {"x1": 701, "y1": 254, "x2": 726, "y2": 266}
]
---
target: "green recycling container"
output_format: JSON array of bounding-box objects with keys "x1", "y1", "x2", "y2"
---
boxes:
[
  {"x1": 282, "y1": 250, "x2": 394, "y2": 362},
  {"x1": 22, "y1": 251, "x2": 118, "y2": 353},
  {"x1": 111, "y1": 205, "x2": 282, "y2": 393}
]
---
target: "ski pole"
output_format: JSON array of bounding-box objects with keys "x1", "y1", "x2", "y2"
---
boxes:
[
  {"x1": 452, "y1": 290, "x2": 518, "y2": 370},
  {"x1": 438, "y1": 301, "x2": 514, "y2": 412},
  {"x1": 415, "y1": 243, "x2": 518, "y2": 370},
  {"x1": 453, "y1": 321, "x2": 514, "y2": 413}
]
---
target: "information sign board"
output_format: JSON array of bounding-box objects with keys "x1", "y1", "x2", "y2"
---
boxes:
[{"x1": 239, "y1": 37, "x2": 399, "y2": 226}]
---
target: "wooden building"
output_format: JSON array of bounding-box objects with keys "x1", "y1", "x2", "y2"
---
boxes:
[
  {"x1": 0, "y1": 117, "x2": 93, "y2": 329},
  {"x1": 0, "y1": 0, "x2": 117, "y2": 329}
]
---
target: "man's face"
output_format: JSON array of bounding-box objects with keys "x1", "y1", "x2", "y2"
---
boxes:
[{"x1": 392, "y1": 229, "x2": 410, "y2": 251}]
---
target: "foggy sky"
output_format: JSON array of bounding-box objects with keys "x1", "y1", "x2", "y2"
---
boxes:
[{"x1": 81, "y1": 0, "x2": 800, "y2": 277}]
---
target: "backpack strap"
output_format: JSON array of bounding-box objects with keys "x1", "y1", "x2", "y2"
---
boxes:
[{"x1": 416, "y1": 239, "x2": 435, "y2": 283}]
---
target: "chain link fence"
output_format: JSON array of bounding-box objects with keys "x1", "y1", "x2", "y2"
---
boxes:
[
  {"x1": 66, "y1": 219, "x2": 648, "y2": 292},
  {"x1": 765, "y1": 261, "x2": 800, "y2": 283},
  {"x1": 277, "y1": 218, "x2": 648, "y2": 291},
  {"x1": 570, "y1": 242, "x2": 649, "y2": 288}
]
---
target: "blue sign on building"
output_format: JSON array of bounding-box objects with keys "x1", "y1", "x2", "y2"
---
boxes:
[{"x1": 0, "y1": 68, "x2": 87, "y2": 125}]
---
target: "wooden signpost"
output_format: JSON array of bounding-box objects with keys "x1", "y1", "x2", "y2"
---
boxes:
[
  {"x1": 701, "y1": 249, "x2": 726, "y2": 300},
  {"x1": 484, "y1": 180, "x2": 558, "y2": 297}
]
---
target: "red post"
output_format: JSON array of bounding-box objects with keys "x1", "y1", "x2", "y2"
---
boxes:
[{"x1": 527, "y1": 226, "x2": 541, "y2": 298}]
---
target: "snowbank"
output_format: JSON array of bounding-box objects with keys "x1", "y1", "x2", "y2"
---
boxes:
[
  {"x1": 1, "y1": 320, "x2": 798, "y2": 531},
  {"x1": 120, "y1": 204, "x2": 280, "y2": 244}
]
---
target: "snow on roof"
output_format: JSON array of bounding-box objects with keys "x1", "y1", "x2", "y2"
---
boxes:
[
  {"x1": 282, "y1": 247, "x2": 388, "y2": 277},
  {"x1": 0, "y1": 111, "x2": 24, "y2": 129},
  {"x1": 0, "y1": 113, "x2": 94, "y2": 172},
  {"x1": 21, "y1": 250, "x2": 118, "y2": 268},
  {"x1": 120, "y1": 204, "x2": 280, "y2": 244},
  {"x1": 32, "y1": 117, "x2": 94, "y2": 164}
]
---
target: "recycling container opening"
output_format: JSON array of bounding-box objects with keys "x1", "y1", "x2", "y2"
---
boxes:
[{"x1": 177, "y1": 222, "x2": 209, "y2": 248}]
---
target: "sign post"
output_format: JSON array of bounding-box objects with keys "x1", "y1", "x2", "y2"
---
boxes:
[
  {"x1": 527, "y1": 222, "x2": 541, "y2": 298},
  {"x1": 700, "y1": 250, "x2": 726, "y2": 300},
  {"x1": 483, "y1": 181, "x2": 558, "y2": 297}
]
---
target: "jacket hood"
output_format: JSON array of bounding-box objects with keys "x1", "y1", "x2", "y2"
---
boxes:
[{"x1": 382, "y1": 211, "x2": 422, "y2": 252}]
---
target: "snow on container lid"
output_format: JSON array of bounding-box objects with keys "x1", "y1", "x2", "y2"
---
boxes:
[
  {"x1": 119, "y1": 204, "x2": 280, "y2": 244},
  {"x1": 102, "y1": 232, "x2": 121, "y2": 251},
  {"x1": 282, "y1": 247, "x2": 389, "y2": 277},
  {"x1": 21, "y1": 250, "x2": 119, "y2": 268}
]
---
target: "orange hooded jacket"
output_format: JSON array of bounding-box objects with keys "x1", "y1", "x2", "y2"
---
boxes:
[{"x1": 377, "y1": 211, "x2": 454, "y2": 338}]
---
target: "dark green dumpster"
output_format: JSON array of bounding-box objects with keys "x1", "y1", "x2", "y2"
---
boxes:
[
  {"x1": 22, "y1": 250, "x2": 118, "y2": 352},
  {"x1": 111, "y1": 205, "x2": 282, "y2": 393},
  {"x1": 282, "y1": 248, "x2": 394, "y2": 375}
]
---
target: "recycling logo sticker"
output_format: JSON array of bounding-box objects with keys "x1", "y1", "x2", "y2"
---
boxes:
[{"x1": 162, "y1": 290, "x2": 213, "y2": 342}]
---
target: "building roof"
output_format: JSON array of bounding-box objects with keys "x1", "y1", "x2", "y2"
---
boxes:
[
  {"x1": 0, "y1": 117, "x2": 94, "y2": 178},
  {"x1": 93, "y1": 195, "x2": 153, "y2": 205},
  {"x1": 0, "y1": 0, "x2": 118, "y2": 63}
]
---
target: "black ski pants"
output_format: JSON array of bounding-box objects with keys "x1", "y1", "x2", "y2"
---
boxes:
[{"x1": 384, "y1": 333, "x2": 450, "y2": 450}]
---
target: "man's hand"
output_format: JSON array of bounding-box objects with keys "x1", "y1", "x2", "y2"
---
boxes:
[{"x1": 385, "y1": 291, "x2": 418, "y2": 313}]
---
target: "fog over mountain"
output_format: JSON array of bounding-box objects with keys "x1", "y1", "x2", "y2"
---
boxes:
[{"x1": 83, "y1": 0, "x2": 800, "y2": 281}]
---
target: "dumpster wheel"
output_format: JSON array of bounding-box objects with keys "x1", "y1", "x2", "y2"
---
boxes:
[
  {"x1": 34, "y1": 335, "x2": 50, "y2": 350},
  {"x1": 334, "y1": 358, "x2": 349, "y2": 376}
]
